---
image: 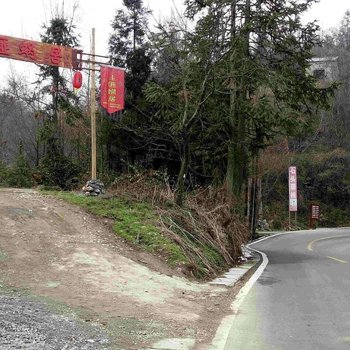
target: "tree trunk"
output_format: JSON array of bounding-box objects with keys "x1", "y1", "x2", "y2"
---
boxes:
[
  {"x1": 175, "y1": 135, "x2": 190, "y2": 206},
  {"x1": 226, "y1": 138, "x2": 247, "y2": 196},
  {"x1": 225, "y1": 0, "x2": 250, "y2": 197}
]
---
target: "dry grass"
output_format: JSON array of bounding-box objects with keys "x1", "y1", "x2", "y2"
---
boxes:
[{"x1": 111, "y1": 171, "x2": 250, "y2": 278}]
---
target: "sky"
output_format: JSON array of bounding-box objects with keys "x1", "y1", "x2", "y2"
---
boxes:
[
  {"x1": 0, "y1": 0, "x2": 349, "y2": 85},
  {"x1": 0, "y1": 0, "x2": 185, "y2": 85},
  {"x1": 0, "y1": 0, "x2": 184, "y2": 54}
]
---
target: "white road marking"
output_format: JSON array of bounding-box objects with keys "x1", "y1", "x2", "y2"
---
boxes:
[
  {"x1": 208, "y1": 231, "x2": 298, "y2": 350},
  {"x1": 327, "y1": 256, "x2": 348, "y2": 264}
]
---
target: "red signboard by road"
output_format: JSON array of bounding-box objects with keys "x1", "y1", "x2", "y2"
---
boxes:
[
  {"x1": 0, "y1": 34, "x2": 79, "y2": 69},
  {"x1": 311, "y1": 205, "x2": 320, "y2": 220},
  {"x1": 100, "y1": 65, "x2": 125, "y2": 114},
  {"x1": 289, "y1": 166, "x2": 298, "y2": 212}
]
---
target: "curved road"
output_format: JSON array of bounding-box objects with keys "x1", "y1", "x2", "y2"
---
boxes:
[{"x1": 223, "y1": 228, "x2": 350, "y2": 350}]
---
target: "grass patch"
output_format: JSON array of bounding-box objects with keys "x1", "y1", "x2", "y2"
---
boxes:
[
  {"x1": 0, "y1": 251, "x2": 7, "y2": 262},
  {"x1": 44, "y1": 191, "x2": 189, "y2": 267}
]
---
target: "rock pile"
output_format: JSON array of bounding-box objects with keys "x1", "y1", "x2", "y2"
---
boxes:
[
  {"x1": 82, "y1": 179, "x2": 105, "y2": 196},
  {"x1": 239, "y1": 245, "x2": 255, "y2": 263}
]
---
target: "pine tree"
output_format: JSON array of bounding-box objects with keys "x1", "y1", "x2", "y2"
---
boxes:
[
  {"x1": 0, "y1": 160, "x2": 8, "y2": 186},
  {"x1": 146, "y1": 0, "x2": 336, "y2": 206},
  {"x1": 101, "y1": 0, "x2": 153, "y2": 176},
  {"x1": 185, "y1": 0, "x2": 335, "y2": 195},
  {"x1": 8, "y1": 143, "x2": 33, "y2": 188},
  {"x1": 338, "y1": 10, "x2": 350, "y2": 50},
  {"x1": 108, "y1": 0, "x2": 152, "y2": 100},
  {"x1": 39, "y1": 14, "x2": 80, "y2": 124},
  {"x1": 37, "y1": 8, "x2": 83, "y2": 189}
]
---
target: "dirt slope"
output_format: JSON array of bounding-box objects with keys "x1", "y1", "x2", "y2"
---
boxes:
[{"x1": 0, "y1": 188, "x2": 236, "y2": 349}]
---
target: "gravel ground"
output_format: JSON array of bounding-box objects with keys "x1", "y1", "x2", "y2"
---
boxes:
[{"x1": 0, "y1": 294, "x2": 112, "y2": 350}]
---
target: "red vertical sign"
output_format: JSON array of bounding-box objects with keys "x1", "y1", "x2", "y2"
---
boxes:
[
  {"x1": 289, "y1": 166, "x2": 298, "y2": 212},
  {"x1": 100, "y1": 65, "x2": 125, "y2": 114}
]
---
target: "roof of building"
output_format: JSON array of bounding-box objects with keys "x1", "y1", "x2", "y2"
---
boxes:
[{"x1": 310, "y1": 57, "x2": 338, "y2": 63}]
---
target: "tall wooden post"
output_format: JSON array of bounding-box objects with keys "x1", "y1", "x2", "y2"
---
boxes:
[{"x1": 90, "y1": 28, "x2": 97, "y2": 180}]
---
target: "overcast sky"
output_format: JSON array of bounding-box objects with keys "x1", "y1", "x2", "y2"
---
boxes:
[{"x1": 0, "y1": 0, "x2": 349, "y2": 85}]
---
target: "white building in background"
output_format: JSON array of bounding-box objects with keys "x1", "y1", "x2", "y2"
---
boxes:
[{"x1": 309, "y1": 56, "x2": 339, "y2": 82}]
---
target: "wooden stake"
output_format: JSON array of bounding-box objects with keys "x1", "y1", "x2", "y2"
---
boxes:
[
  {"x1": 90, "y1": 28, "x2": 97, "y2": 180},
  {"x1": 289, "y1": 210, "x2": 291, "y2": 229}
]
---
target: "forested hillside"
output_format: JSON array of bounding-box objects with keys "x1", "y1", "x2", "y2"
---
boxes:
[
  {"x1": 0, "y1": 1, "x2": 348, "y2": 274},
  {"x1": 260, "y1": 10, "x2": 350, "y2": 229}
]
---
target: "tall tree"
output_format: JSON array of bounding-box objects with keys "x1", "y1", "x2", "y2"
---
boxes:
[
  {"x1": 39, "y1": 12, "x2": 80, "y2": 124},
  {"x1": 36, "y1": 6, "x2": 84, "y2": 189},
  {"x1": 313, "y1": 10, "x2": 350, "y2": 151},
  {"x1": 146, "y1": 0, "x2": 335, "y2": 207},
  {"x1": 188, "y1": 0, "x2": 335, "y2": 195},
  {"x1": 1, "y1": 78, "x2": 44, "y2": 167},
  {"x1": 109, "y1": 0, "x2": 152, "y2": 100},
  {"x1": 145, "y1": 6, "x2": 228, "y2": 204},
  {"x1": 338, "y1": 10, "x2": 350, "y2": 50},
  {"x1": 101, "y1": 0, "x2": 153, "y2": 176}
]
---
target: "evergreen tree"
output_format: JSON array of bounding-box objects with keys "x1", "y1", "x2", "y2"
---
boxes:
[
  {"x1": 0, "y1": 160, "x2": 8, "y2": 186},
  {"x1": 313, "y1": 10, "x2": 350, "y2": 151},
  {"x1": 37, "y1": 8, "x2": 83, "y2": 189},
  {"x1": 108, "y1": 0, "x2": 152, "y2": 100},
  {"x1": 101, "y1": 0, "x2": 153, "y2": 176},
  {"x1": 146, "y1": 0, "x2": 336, "y2": 205},
  {"x1": 8, "y1": 143, "x2": 33, "y2": 188},
  {"x1": 39, "y1": 14, "x2": 80, "y2": 124},
  {"x1": 338, "y1": 10, "x2": 350, "y2": 50}
]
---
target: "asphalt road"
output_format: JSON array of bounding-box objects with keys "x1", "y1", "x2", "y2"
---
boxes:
[{"x1": 223, "y1": 228, "x2": 350, "y2": 350}]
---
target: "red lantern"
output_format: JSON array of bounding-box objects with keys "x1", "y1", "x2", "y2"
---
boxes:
[{"x1": 73, "y1": 71, "x2": 83, "y2": 89}]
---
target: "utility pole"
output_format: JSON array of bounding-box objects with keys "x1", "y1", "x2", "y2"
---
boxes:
[{"x1": 90, "y1": 28, "x2": 97, "y2": 180}]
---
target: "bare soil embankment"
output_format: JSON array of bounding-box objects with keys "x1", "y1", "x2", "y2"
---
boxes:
[{"x1": 0, "y1": 188, "x2": 246, "y2": 349}]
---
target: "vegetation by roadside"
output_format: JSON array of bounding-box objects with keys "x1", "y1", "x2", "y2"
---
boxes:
[
  {"x1": 43, "y1": 170, "x2": 249, "y2": 279},
  {"x1": 1, "y1": 2, "x2": 349, "y2": 283},
  {"x1": 46, "y1": 191, "x2": 190, "y2": 268},
  {"x1": 260, "y1": 147, "x2": 350, "y2": 230}
]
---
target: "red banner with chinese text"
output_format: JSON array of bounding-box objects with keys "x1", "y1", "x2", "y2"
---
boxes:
[
  {"x1": 100, "y1": 66, "x2": 125, "y2": 114},
  {"x1": 0, "y1": 34, "x2": 78, "y2": 69}
]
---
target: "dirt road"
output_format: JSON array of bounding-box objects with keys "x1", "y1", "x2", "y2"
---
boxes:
[{"x1": 0, "y1": 188, "x2": 235, "y2": 349}]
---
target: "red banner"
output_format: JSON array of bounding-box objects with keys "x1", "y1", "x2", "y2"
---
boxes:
[
  {"x1": 0, "y1": 34, "x2": 79, "y2": 69},
  {"x1": 100, "y1": 66, "x2": 125, "y2": 114}
]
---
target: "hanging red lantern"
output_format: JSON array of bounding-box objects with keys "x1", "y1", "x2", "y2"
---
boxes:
[{"x1": 73, "y1": 71, "x2": 83, "y2": 89}]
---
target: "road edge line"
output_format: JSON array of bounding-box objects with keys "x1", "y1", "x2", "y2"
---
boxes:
[
  {"x1": 208, "y1": 230, "x2": 298, "y2": 350},
  {"x1": 207, "y1": 248, "x2": 267, "y2": 350}
]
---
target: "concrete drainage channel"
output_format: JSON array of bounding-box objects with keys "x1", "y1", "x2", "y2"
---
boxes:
[{"x1": 146, "y1": 247, "x2": 261, "y2": 350}]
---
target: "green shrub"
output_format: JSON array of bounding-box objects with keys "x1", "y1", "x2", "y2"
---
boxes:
[
  {"x1": 38, "y1": 143, "x2": 82, "y2": 190},
  {"x1": 7, "y1": 145, "x2": 33, "y2": 188},
  {"x1": 0, "y1": 160, "x2": 9, "y2": 186}
]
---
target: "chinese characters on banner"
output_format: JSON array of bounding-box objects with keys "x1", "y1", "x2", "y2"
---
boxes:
[
  {"x1": 100, "y1": 66, "x2": 125, "y2": 114},
  {"x1": 0, "y1": 35, "x2": 79, "y2": 69},
  {"x1": 289, "y1": 166, "x2": 298, "y2": 212}
]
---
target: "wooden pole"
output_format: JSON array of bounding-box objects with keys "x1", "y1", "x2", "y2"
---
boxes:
[
  {"x1": 90, "y1": 28, "x2": 97, "y2": 180},
  {"x1": 289, "y1": 210, "x2": 291, "y2": 229}
]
